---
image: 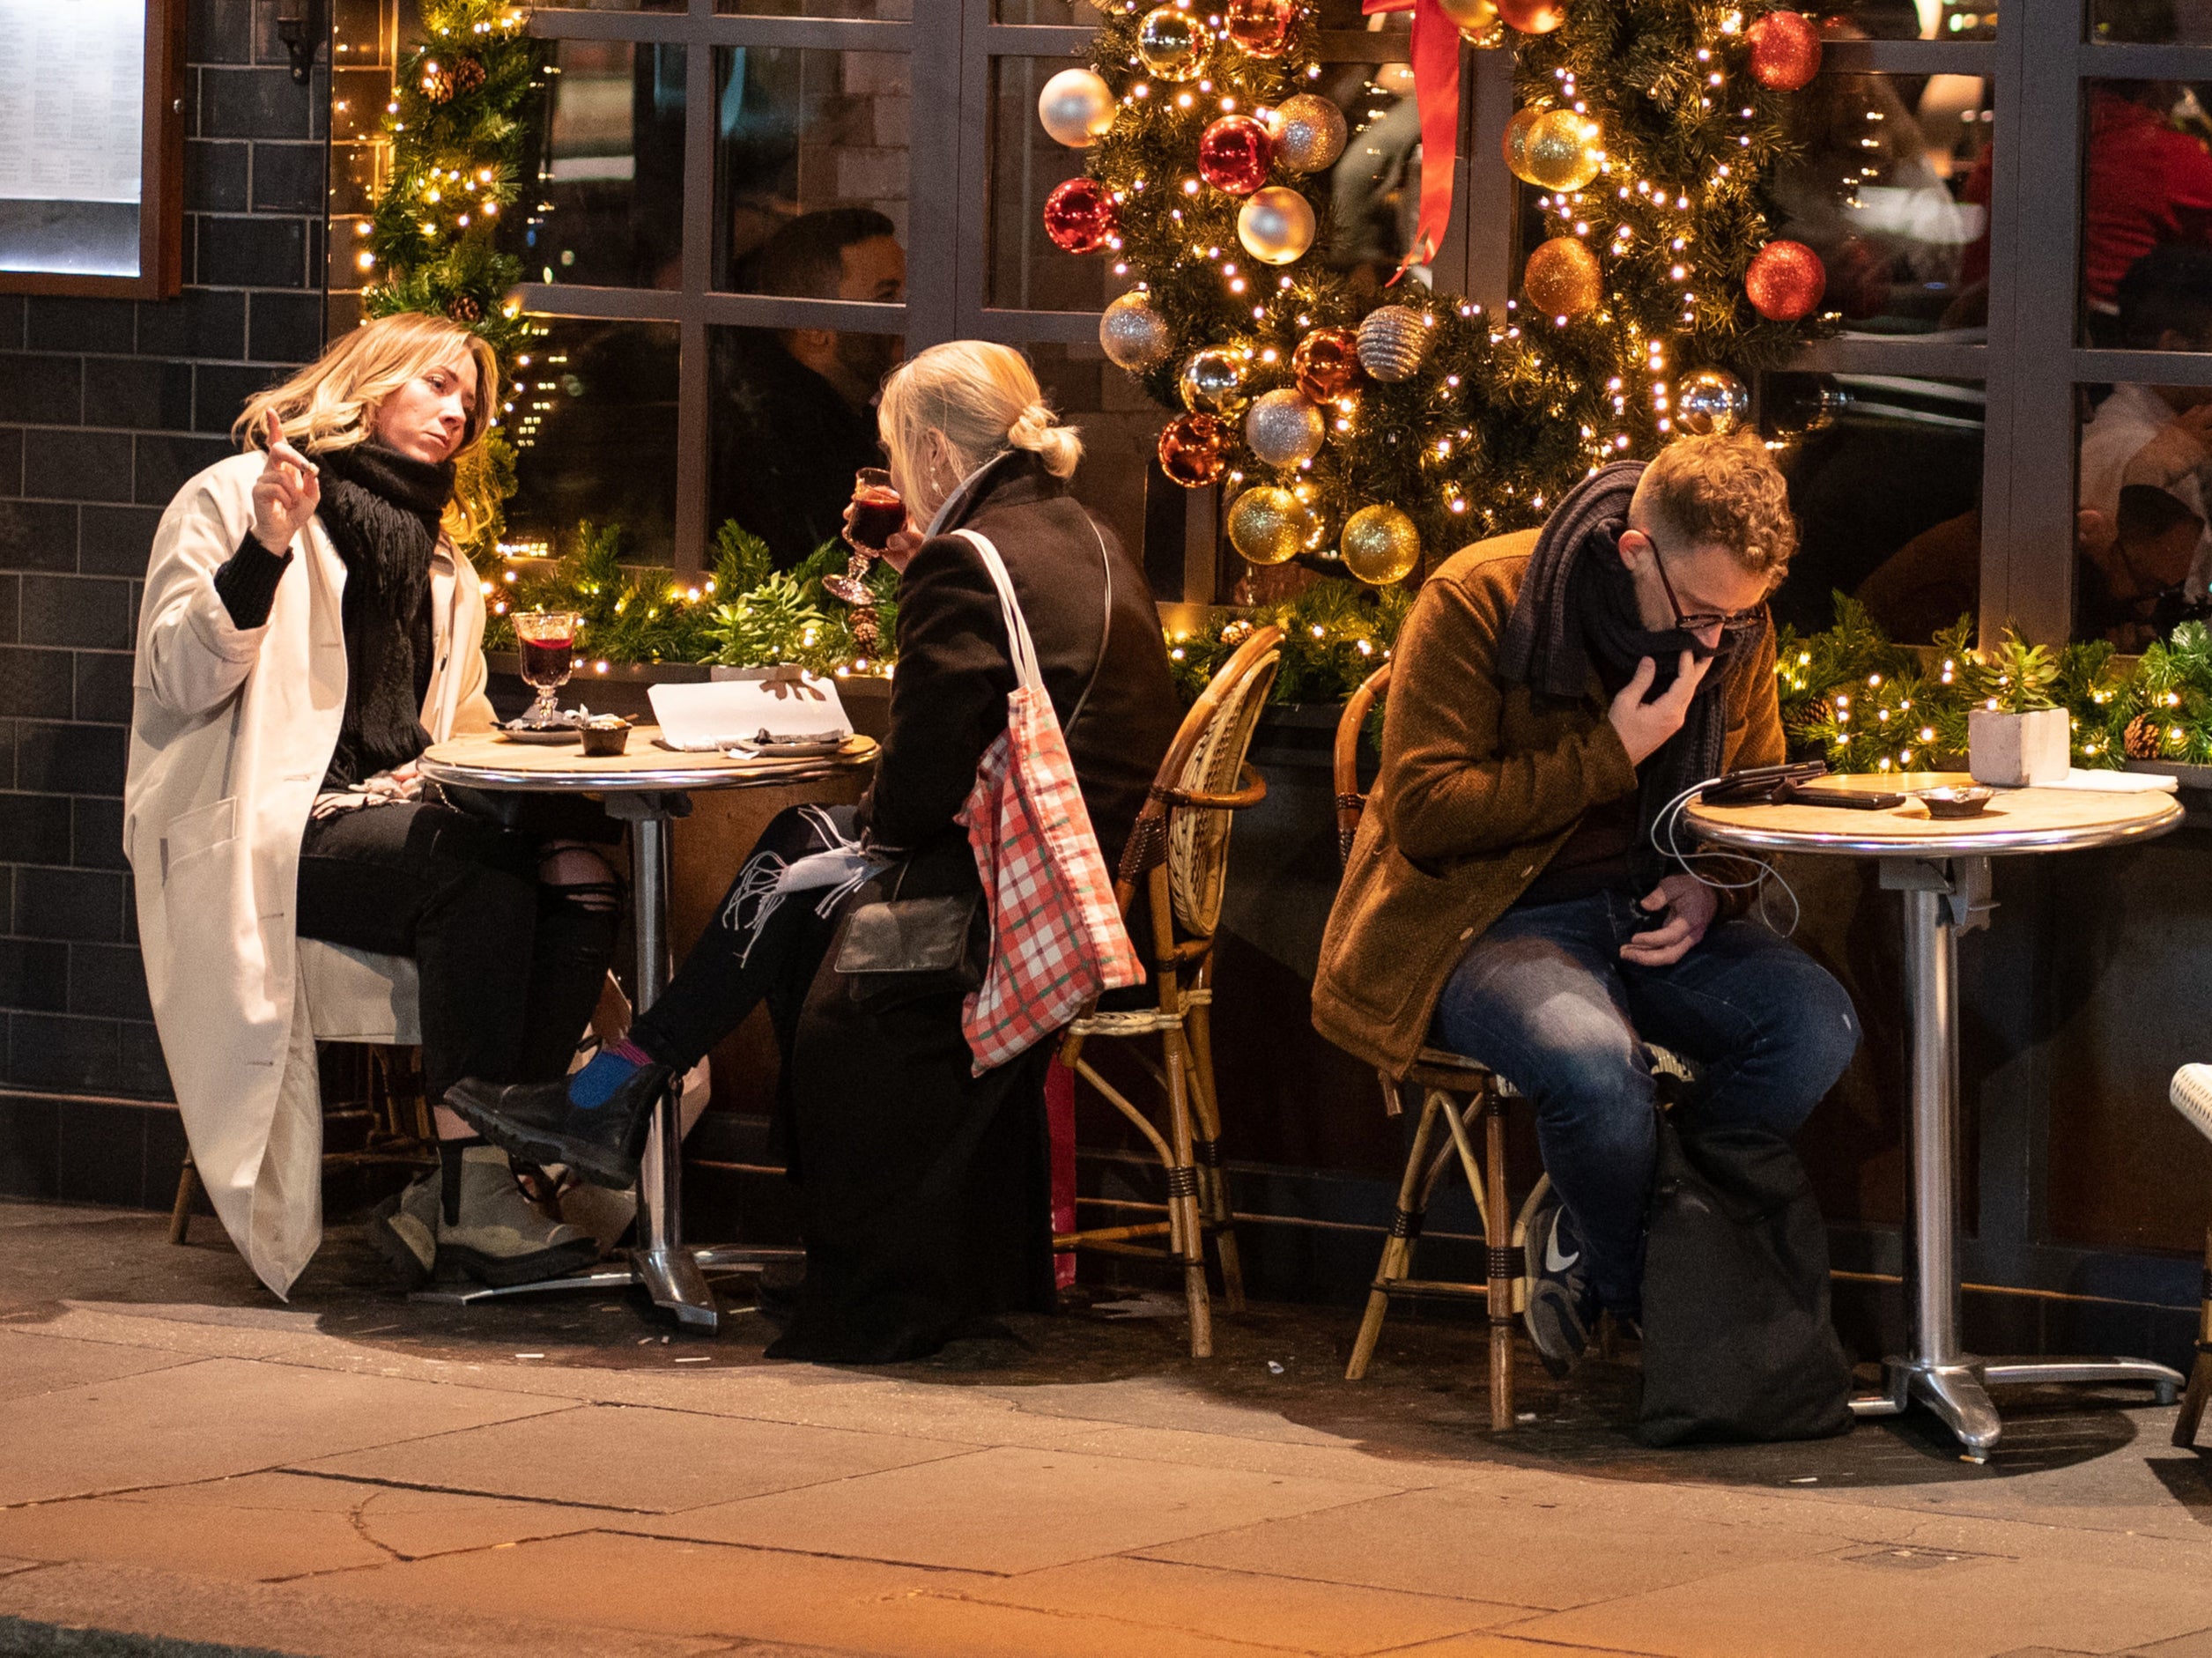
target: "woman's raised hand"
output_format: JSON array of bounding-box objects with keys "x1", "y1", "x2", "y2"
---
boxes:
[{"x1": 251, "y1": 411, "x2": 320, "y2": 553}]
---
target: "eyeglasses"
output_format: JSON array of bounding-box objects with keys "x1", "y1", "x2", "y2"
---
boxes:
[{"x1": 1648, "y1": 538, "x2": 1766, "y2": 635}]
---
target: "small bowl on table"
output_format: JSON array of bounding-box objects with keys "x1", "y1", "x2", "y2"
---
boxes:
[
  {"x1": 1916, "y1": 784, "x2": 1995, "y2": 819},
  {"x1": 579, "y1": 715, "x2": 632, "y2": 758}
]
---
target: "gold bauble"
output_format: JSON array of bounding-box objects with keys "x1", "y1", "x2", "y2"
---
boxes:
[
  {"x1": 1099, "y1": 291, "x2": 1173, "y2": 370},
  {"x1": 1676, "y1": 367, "x2": 1751, "y2": 436},
  {"x1": 1236, "y1": 185, "x2": 1316, "y2": 265},
  {"x1": 1523, "y1": 109, "x2": 1602, "y2": 192},
  {"x1": 1227, "y1": 486, "x2": 1313, "y2": 566},
  {"x1": 1342, "y1": 504, "x2": 1420, "y2": 586},
  {"x1": 1244, "y1": 388, "x2": 1326, "y2": 466},
  {"x1": 1136, "y1": 6, "x2": 1210, "y2": 78},
  {"x1": 1269, "y1": 93, "x2": 1348, "y2": 174},
  {"x1": 1522, "y1": 235, "x2": 1602, "y2": 318},
  {"x1": 1436, "y1": 0, "x2": 1499, "y2": 33},
  {"x1": 1502, "y1": 104, "x2": 1550, "y2": 185},
  {"x1": 1037, "y1": 68, "x2": 1116, "y2": 148},
  {"x1": 1179, "y1": 347, "x2": 1250, "y2": 416}
]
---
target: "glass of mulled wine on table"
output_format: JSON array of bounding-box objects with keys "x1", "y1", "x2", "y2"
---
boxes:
[
  {"x1": 514, "y1": 611, "x2": 581, "y2": 729},
  {"x1": 825, "y1": 468, "x2": 904, "y2": 606}
]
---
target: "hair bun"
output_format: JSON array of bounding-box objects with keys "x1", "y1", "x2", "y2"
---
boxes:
[{"x1": 1007, "y1": 399, "x2": 1084, "y2": 477}]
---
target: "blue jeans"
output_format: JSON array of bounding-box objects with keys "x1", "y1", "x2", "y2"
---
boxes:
[{"x1": 1430, "y1": 887, "x2": 1860, "y2": 1313}]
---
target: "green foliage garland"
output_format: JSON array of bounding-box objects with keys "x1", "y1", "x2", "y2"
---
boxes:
[{"x1": 1072, "y1": 0, "x2": 1827, "y2": 574}]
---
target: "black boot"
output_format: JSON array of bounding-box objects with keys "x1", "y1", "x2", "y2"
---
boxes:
[{"x1": 443, "y1": 1061, "x2": 670, "y2": 1190}]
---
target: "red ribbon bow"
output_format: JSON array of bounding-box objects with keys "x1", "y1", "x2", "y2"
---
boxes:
[{"x1": 1360, "y1": 0, "x2": 1462, "y2": 279}]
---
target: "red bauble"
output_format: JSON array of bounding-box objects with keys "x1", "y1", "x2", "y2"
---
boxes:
[
  {"x1": 1158, "y1": 413, "x2": 1230, "y2": 486},
  {"x1": 1496, "y1": 0, "x2": 1567, "y2": 33},
  {"x1": 1225, "y1": 0, "x2": 1293, "y2": 56},
  {"x1": 1198, "y1": 115, "x2": 1275, "y2": 196},
  {"x1": 1042, "y1": 176, "x2": 1117, "y2": 254},
  {"x1": 1291, "y1": 327, "x2": 1361, "y2": 402},
  {"x1": 1745, "y1": 11, "x2": 1823, "y2": 91},
  {"x1": 1745, "y1": 240, "x2": 1827, "y2": 321}
]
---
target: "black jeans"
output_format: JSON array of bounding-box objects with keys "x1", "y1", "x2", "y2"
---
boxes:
[
  {"x1": 627, "y1": 803, "x2": 852, "y2": 1076},
  {"x1": 295, "y1": 800, "x2": 619, "y2": 1102}
]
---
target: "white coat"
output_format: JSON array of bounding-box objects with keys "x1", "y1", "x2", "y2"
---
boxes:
[{"x1": 124, "y1": 453, "x2": 496, "y2": 1297}]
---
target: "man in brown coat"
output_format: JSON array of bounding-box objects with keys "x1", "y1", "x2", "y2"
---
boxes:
[{"x1": 1313, "y1": 434, "x2": 1860, "y2": 1373}]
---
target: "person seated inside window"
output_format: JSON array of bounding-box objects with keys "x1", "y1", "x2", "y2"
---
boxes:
[
  {"x1": 1311, "y1": 433, "x2": 1861, "y2": 1375},
  {"x1": 449, "y1": 341, "x2": 1185, "y2": 1363},
  {"x1": 711, "y1": 208, "x2": 907, "y2": 569},
  {"x1": 2078, "y1": 244, "x2": 2212, "y2": 603},
  {"x1": 2082, "y1": 484, "x2": 2212, "y2": 649},
  {"x1": 127, "y1": 314, "x2": 624, "y2": 1300}
]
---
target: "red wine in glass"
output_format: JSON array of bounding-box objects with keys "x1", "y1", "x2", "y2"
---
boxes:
[
  {"x1": 514, "y1": 611, "x2": 581, "y2": 729},
  {"x1": 847, "y1": 485, "x2": 906, "y2": 552},
  {"x1": 520, "y1": 633, "x2": 574, "y2": 685}
]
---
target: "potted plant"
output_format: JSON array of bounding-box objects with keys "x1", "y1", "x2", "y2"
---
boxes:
[{"x1": 1966, "y1": 633, "x2": 2070, "y2": 787}]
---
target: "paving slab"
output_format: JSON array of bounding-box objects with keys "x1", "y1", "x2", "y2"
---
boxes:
[
  {"x1": 629, "y1": 1443, "x2": 1398, "y2": 1573},
  {"x1": 299, "y1": 1402, "x2": 973, "y2": 1514},
  {"x1": 1143, "y1": 1484, "x2": 1854, "y2": 1612},
  {"x1": 1511, "y1": 1549, "x2": 2212, "y2": 1658},
  {"x1": 309, "y1": 1528, "x2": 1269, "y2": 1657},
  {"x1": 0, "y1": 1558, "x2": 736, "y2": 1658},
  {"x1": 0, "y1": 1330, "x2": 196, "y2": 1403},
  {"x1": 959, "y1": 1555, "x2": 1520, "y2": 1654},
  {"x1": 0, "y1": 1358, "x2": 573, "y2": 1506}
]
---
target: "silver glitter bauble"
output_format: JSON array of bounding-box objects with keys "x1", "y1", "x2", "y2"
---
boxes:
[
  {"x1": 1269, "y1": 93, "x2": 1347, "y2": 174},
  {"x1": 1037, "y1": 68, "x2": 1116, "y2": 149},
  {"x1": 1676, "y1": 367, "x2": 1751, "y2": 436},
  {"x1": 1244, "y1": 388, "x2": 1326, "y2": 466},
  {"x1": 1099, "y1": 291, "x2": 1173, "y2": 370},
  {"x1": 1356, "y1": 305, "x2": 1432, "y2": 382}
]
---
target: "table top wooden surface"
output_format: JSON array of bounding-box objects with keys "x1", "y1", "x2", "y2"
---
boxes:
[
  {"x1": 418, "y1": 729, "x2": 878, "y2": 794},
  {"x1": 1684, "y1": 771, "x2": 2184, "y2": 859}
]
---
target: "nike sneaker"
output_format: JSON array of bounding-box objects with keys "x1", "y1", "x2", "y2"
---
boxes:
[{"x1": 1522, "y1": 1189, "x2": 1599, "y2": 1379}]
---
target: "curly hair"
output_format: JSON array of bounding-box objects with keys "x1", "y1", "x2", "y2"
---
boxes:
[{"x1": 1632, "y1": 431, "x2": 1799, "y2": 589}]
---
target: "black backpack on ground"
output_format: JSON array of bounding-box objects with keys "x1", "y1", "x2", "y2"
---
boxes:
[{"x1": 1634, "y1": 1116, "x2": 1854, "y2": 1447}]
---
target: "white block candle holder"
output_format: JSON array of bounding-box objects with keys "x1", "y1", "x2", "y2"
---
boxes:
[{"x1": 1967, "y1": 706, "x2": 2070, "y2": 787}]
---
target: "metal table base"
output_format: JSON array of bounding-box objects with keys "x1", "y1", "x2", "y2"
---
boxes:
[
  {"x1": 411, "y1": 796, "x2": 790, "y2": 1333},
  {"x1": 1845, "y1": 856, "x2": 2182, "y2": 1459}
]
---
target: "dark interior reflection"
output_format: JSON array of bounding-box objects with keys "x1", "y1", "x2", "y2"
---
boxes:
[{"x1": 506, "y1": 321, "x2": 681, "y2": 562}]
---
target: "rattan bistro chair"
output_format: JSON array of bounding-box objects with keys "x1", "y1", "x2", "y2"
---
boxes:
[
  {"x1": 1331, "y1": 663, "x2": 1690, "y2": 1430},
  {"x1": 1056, "y1": 625, "x2": 1284, "y2": 1359}
]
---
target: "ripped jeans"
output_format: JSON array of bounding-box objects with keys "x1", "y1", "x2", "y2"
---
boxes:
[
  {"x1": 626, "y1": 803, "x2": 861, "y2": 1074},
  {"x1": 1429, "y1": 887, "x2": 1861, "y2": 1314}
]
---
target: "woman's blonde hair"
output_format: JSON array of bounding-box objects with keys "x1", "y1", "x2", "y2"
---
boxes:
[
  {"x1": 232, "y1": 312, "x2": 500, "y2": 464},
  {"x1": 878, "y1": 340, "x2": 1084, "y2": 490}
]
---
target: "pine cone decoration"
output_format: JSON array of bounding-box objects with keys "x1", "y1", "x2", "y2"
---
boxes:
[
  {"x1": 449, "y1": 56, "x2": 487, "y2": 98},
  {"x1": 445, "y1": 292, "x2": 484, "y2": 324},
  {"x1": 1787, "y1": 694, "x2": 1835, "y2": 736},
  {"x1": 421, "y1": 64, "x2": 454, "y2": 104},
  {"x1": 2125, "y1": 712, "x2": 2166, "y2": 760},
  {"x1": 848, "y1": 607, "x2": 880, "y2": 659}
]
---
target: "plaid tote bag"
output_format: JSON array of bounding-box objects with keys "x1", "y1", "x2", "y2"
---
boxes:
[{"x1": 951, "y1": 528, "x2": 1144, "y2": 1074}]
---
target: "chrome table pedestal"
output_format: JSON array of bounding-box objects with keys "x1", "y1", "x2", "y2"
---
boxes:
[{"x1": 1842, "y1": 855, "x2": 2179, "y2": 1460}]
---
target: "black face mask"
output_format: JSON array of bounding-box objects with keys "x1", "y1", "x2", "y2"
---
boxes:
[{"x1": 1576, "y1": 540, "x2": 1720, "y2": 696}]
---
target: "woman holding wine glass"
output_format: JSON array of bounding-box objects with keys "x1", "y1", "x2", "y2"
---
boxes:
[
  {"x1": 450, "y1": 340, "x2": 1185, "y2": 1361},
  {"x1": 126, "y1": 313, "x2": 621, "y2": 1299}
]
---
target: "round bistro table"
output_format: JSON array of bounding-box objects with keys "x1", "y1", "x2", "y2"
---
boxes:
[
  {"x1": 415, "y1": 726, "x2": 878, "y2": 1332},
  {"x1": 1685, "y1": 771, "x2": 2185, "y2": 1459}
]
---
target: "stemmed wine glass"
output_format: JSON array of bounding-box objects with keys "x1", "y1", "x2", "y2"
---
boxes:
[
  {"x1": 514, "y1": 611, "x2": 581, "y2": 729},
  {"x1": 825, "y1": 467, "x2": 904, "y2": 607}
]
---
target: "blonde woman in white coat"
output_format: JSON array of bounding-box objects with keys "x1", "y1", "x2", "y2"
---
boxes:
[{"x1": 127, "y1": 313, "x2": 616, "y2": 1298}]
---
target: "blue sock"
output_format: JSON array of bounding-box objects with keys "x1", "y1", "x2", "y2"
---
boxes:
[{"x1": 568, "y1": 1039, "x2": 653, "y2": 1108}]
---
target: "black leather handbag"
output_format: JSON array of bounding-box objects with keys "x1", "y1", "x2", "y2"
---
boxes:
[{"x1": 830, "y1": 862, "x2": 988, "y2": 1007}]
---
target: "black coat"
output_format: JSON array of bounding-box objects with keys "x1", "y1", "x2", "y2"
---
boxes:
[{"x1": 772, "y1": 452, "x2": 1182, "y2": 1364}]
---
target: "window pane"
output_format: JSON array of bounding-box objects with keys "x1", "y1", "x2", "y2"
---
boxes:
[
  {"x1": 988, "y1": 56, "x2": 1417, "y2": 311},
  {"x1": 530, "y1": 1, "x2": 687, "y2": 11},
  {"x1": 2079, "y1": 82, "x2": 2212, "y2": 343},
  {"x1": 2075, "y1": 379, "x2": 2212, "y2": 650},
  {"x1": 2089, "y1": 0, "x2": 2203, "y2": 41},
  {"x1": 1773, "y1": 373, "x2": 1985, "y2": 644},
  {"x1": 721, "y1": 0, "x2": 908, "y2": 16},
  {"x1": 1820, "y1": 0, "x2": 1993, "y2": 37},
  {"x1": 708, "y1": 324, "x2": 899, "y2": 571},
  {"x1": 515, "y1": 41, "x2": 687, "y2": 290},
  {"x1": 1028, "y1": 339, "x2": 1157, "y2": 586},
  {"x1": 507, "y1": 319, "x2": 682, "y2": 566},
  {"x1": 714, "y1": 48, "x2": 911, "y2": 292},
  {"x1": 1769, "y1": 70, "x2": 1991, "y2": 335}
]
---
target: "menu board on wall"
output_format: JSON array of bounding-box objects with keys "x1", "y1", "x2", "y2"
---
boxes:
[{"x1": 0, "y1": 0, "x2": 184, "y2": 297}]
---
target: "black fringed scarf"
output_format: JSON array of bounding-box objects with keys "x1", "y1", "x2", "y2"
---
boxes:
[
  {"x1": 1497, "y1": 460, "x2": 1751, "y2": 877},
  {"x1": 314, "y1": 442, "x2": 456, "y2": 791}
]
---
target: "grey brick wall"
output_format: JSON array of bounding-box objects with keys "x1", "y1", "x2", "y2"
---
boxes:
[{"x1": 0, "y1": 0, "x2": 326, "y2": 1115}]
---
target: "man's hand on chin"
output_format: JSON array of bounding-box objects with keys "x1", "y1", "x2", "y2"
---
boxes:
[{"x1": 1619, "y1": 873, "x2": 1718, "y2": 966}]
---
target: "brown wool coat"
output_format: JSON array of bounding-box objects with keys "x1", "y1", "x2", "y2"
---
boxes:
[{"x1": 1310, "y1": 529, "x2": 1786, "y2": 1079}]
